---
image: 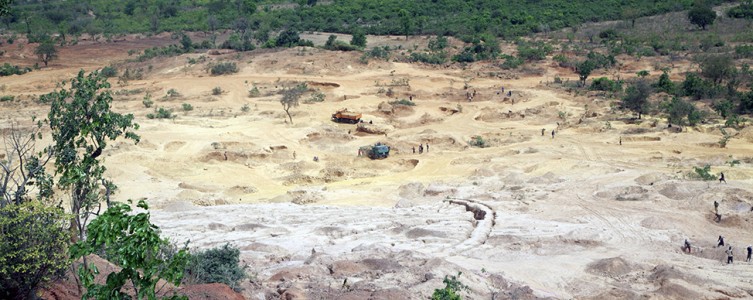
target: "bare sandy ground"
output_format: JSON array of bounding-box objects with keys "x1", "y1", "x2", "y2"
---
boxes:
[{"x1": 3, "y1": 33, "x2": 753, "y2": 299}]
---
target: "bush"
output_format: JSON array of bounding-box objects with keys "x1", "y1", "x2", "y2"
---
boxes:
[
  {"x1": 350, "y1": 30, "x2": 367, "y2": 48},
  {"x1": 304, "y1": 91, "x2": 325, "y2": 103},
  {"x1": 100, "y1": 66, "x2": 118, "y2": 78},
  {"x1": 432, "y1": 272, "x2": 468, "y2": 300},
  {"x1": 0, "y1": 63, "x2": 31, "y2": 77},
  {"x1": 389, "y1": 99, "x2": 415, "y2": 106},
  {"x1": 248, "y1": 85, "x2": 261, "y2": 97},
  {"x1": 142, "y1": 93, "x2": 154, "y2": 108},
  {"x1": 0, "y1": 201, "x2": 70, "y2": 300},
  {"x1": 185, "y1": 244, "x2": 247, "y2": 291},
  {"x1": 692, "y1": 165, "x2": 716, "y2": 181},
  {"x1": 220, "y1": 33, "x2": 255, "y2": 51},
  {"x1": 136, "y1": 45, "x2": 186, "y2": 62},
  {"x1": 182, "y1": 103, "x2": 194, "y2": 111},
  {"x1": 147, "y1": 107, "x2": 174, "y2": 119},
  {"x1": 0, "y1": 95, "x2": 14, "y2": 102},
  {"x1": 469, "y1": 136, "x2": 487, "y2": 148},
  {"x1": 598, "y1": 29, "x2": 620, "y2": 41},
  {"x1": 664, "y1": 97, "x2": 704, "y2": 126},
  {"x1": 682, "y1": 73, "x2": 717, "y2": 100},
  {"x1": 590, "y1": 77, "x2": 622, "y2": 92},
  {"x1": 517, "y1": 41, "x2": 553, "y2": 61},
  {"x1": 241, "y1": 104, "x2": 250, "y2": 112},
  {"x1": 586, "y1": 51, "x2": 616, "y2": 69},
  {"x1": 360, "y1": 46, "x2": 390, "y2": 63},
  {"x1": 654, "y1": 71, "x2": 676, "y2": 95},
  {"x1": 167, "y1": 88, "x2": 181, "y2": 98},
  {"x1": 69, "y1": 200, "x2": 189, "y2": 300},
  {"x1": 735, "y1": 45, "x2": 753, "y2": 59},
  {"x1": 210, "y1": 62, "x2": 238, "y2": 75},
  {"x1": 728, "y1": 3, "x2": 753, "y2": 19},
  {"x1": 500, "y1": 55, "x2": 524, "y2": 69},
  {"x1": 410, "y1": 52, "x2": 447, "y2": 64},
  {"x1": 212, "y1": 87, "x2": 223, "y2": 95},
  {"x1": 428, "y1": 36, "x2": 448, "y2": 51}
]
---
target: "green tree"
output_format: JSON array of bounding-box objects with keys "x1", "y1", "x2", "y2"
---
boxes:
[
  {"x1": 713, "y1": 99, "x2": 734, "y2": 118},
  {"x1": 699, "y1": 54, "x2": 734, "y2": 86},
  {"x1": 70, "y1": 200, "x2": 189, "y2": 300},
  {"x1": 622, "y1": 79, "x2": 652, "y2": 119},
  {"x1": 324, "y1": 35, "x2": 337, "y2": 49},
  {"x1": 180, "y1": 33, "x2": 192, "y2": 52},
  {"x1": 280, "y1": 83, "x2": 307, "y2": 124},
  {"x1": 350, "y1": 29, "x2": 366, "y2": 48},
  {"x1": 40, "y1": 70, "x2": 140, "y2": 243},
  {"x1": 398, "y1": 9, "x2": 413, "y2": 40},
  {"x1": 682, "y1": 72, "x2": 716, "y2": 100},
  {"x1": 688, "y1": 5, "x2": 716, "y2": 30},
  {"x1": 665, "y1": 96, "x2": 703, "y2": 125},
  {"x1": 275, "y1": 29, "x2": 301, "y2": 47},
  {"x1": 576, "y1": 60, "x2": 596, "y2": 87},
  {"x1": 428, "y1": 36, "x2": 448, "y2": 51},
  {"x1": 0, "y1": 0, "x2": 11, "y2": 17},
  {"x1": 622, "y1": 7, "x2": 639, "y2": 28},
  {"x1": 35, "y1": 39, "x2": 57, "y2": 67},
  {"x1": 0, "y1": 201, "x2": 70, "y2": 300},
  {"x1": 655, "y1": 71, "x2": 676, "y2": 94}
]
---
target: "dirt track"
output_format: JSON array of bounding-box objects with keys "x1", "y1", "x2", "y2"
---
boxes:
[{"x1": 3, "y1": 33, "x2": 753, "y2": 298}]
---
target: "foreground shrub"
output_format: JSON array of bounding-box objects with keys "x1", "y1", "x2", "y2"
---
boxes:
[
  {"x1": 70, "y1": 200, "x2": 189, "y2": 300},
  {"x1": 185, "y1": 244, "x2": 247, "y2": 291},
  {"x1": 432, "y1": 272, "x2": 468, "y2": 300},
  {"x1": 0, "y1": 201, "x2": 70, "y2": 300}
]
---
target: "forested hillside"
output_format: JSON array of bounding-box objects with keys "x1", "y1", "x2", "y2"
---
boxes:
[{"x1": 0, "y1": 0, "x2": 730, "y2": 39}]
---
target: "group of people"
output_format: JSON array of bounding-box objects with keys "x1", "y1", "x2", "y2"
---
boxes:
[
  {"x1": 412, "y1": 143, "x2": 429, "y2": 154},
  {"x1": 540, "y1": 128, "x2": 555, "y2": 138},
  {"x1": 716, "y1": 236, "x2": 752, "y2": 264},
  {"x1": 684, "y1": 192, "x2": 753, "y2": 265},
  {"x1": 684, "y1": 236, "x2": 752, "y2": 265},
  {"x1": 466, "y1": 90, "x2": 477, "y2": 102}
]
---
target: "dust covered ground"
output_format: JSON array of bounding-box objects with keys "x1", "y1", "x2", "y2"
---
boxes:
[{"x1": 3, "y1": 32, "x2": 753, "y2": 299}]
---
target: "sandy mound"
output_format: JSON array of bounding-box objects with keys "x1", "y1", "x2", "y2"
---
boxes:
[
  {"x1": 657, "y1": 182, "x2": 697, "y2": 200},
  {"x1": 634, "y1": 172, "x2": 669, "y2": 185},
  {"x1": 737, "y1": 126, "x2": 753, "y2": 142},
  {"x1": 586, "y1": 257, "x2": 632, "y2": 277},
  {"x1": 594, "y1": 185, "x2": 649, "y2": 201}
]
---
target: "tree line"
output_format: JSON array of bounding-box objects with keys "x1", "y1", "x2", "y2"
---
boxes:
[{"x1": 1, "y1": 0, "x2": 728, "y2": 40}]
